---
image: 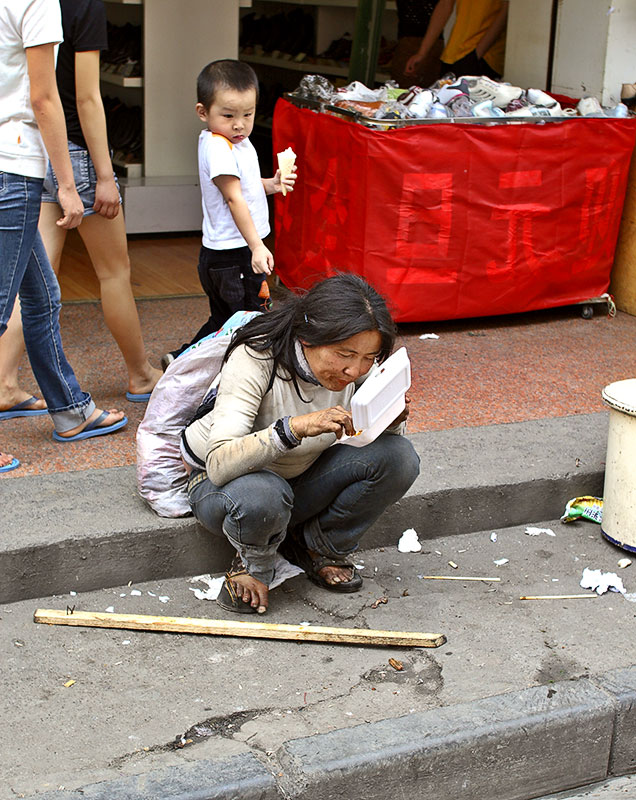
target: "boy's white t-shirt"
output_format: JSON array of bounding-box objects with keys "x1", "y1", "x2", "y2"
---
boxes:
[
  {"x1": 198, "y1": 130, "x2": 270, "y2": 251},
  {"x1": 0, "y1": 0, "x2": 63, "y2": 178}
]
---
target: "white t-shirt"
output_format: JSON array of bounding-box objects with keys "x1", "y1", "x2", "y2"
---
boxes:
[
  {"x1": 198, "y1": 130, "x2": 270, "y2": 250},
  {"x1": 0, "y1": 0, "x2": 63, "y2": 178}
]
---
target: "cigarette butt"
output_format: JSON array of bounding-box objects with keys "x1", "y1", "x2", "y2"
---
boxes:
[
  {"x1": 63, "y1": 679, "x2": 76, "y2": 688},
  {"x1": 419, "y1": 575, "x2": 501, "y2": 582},
  {"x1": 448, "y1": 561, "x2": 458, "y2": 569},
  {"x1": 519, "y1": 594, "x2": 597, "y2": 600}
]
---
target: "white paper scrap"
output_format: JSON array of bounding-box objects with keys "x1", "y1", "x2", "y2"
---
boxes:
[
  {"x1": 130, "y1": 589, "x2": 142, "y2": 596},
  {"x1": 419, "y1": 333, "x2": 439, "y2": 340},
  {"x1": 525, "y1": 527, "x2": 555, "y2": 537},
  {"x1": 105, "y1": 606, "x2": 114, "y2": 613},
  {"x1": 159, "y1": 596, "x2": 170, "y2": 603},
  {"x1": 398, "y1": 528, "x2": 422, "y2": 553},
  {"x1": 580, "y1": 567, "x2": 626, "y2": 595},
  {"x1": 494, "y1": 558, "x2": 509, "y2": 566},
  {"x1": 490, "y1": 532, "x2": 498, "y2": 542}
]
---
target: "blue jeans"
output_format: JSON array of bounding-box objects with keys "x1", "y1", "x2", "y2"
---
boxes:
[
  {"x1": 0, "y1": 170, "x2": 95, "y2": 432},
  {"x1": 187, "y1": 433, "x2": 420, "y2": 585},
  {"x1": 41, "y1": 141, "x2": 122, "y2": 217}
]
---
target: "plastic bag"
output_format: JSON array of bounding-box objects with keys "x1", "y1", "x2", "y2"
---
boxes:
[{"x1": 136, "y1": 311, "x2": 259, "y2": 517}]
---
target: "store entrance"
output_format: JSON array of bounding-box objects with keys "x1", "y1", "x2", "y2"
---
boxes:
[{"x1": 58, "y1": 231, "x2": 204, "y2": 303}]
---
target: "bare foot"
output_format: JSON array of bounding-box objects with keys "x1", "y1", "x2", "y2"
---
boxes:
[
  {"x1": 56, "y1": 407, "x2": 125, "y2": 439},
  {"x1": 307, "y1": 548, "x2": 353, "y2": 585},
  {"x1": 128, "y1": 366, "x2": 162, "y2": 397},
  {"x1": 1, "y1": 450, "x2": 17, "y2": 468},
  {"x1": 0, "y1": 392, "x2": 46, "y2": 412},
  {"x1": 230, "y1": 572, "x2": 269, "y2": 613}
]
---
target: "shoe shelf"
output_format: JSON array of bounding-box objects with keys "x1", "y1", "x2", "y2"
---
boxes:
[
  {"x1": 254, "y1": 0, "x2": 396, "y2": 8},
  {"x1": 243, "y1": 53, "x2": 389, "y2": 81},
  {"x1": 99, "y1": 0, "x2": 243, "y2": 233},
  {"x1": 100, "y1": 71, "x2": 143, "y2": 88}
]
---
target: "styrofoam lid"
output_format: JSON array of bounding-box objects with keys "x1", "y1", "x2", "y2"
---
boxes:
[{"x1": 602, "y1": 378, "x2": 636, "y2": 416}]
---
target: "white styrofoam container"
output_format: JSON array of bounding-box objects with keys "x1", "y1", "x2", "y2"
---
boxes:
[{"x1": 339, "y1": 347, "x2": 411, "y2": 447}]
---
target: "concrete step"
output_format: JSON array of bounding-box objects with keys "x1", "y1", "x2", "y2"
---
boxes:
[{"x1": 2, "y1": 413, "x2": 608, "y2": 604}]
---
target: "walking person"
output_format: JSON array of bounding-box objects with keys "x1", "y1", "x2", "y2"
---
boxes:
[
  {"x1": 0, "y1": 0, "x2": 161, "y2": 413},
  {"x1": 0, "y1": 0, "x2": 126, "y2": 473}
]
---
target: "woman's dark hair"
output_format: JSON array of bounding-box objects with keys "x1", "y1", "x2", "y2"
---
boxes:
[
  {"x1": 225, "y1": 273, "x2": 397, "y2": 398},
  {"x1": 197, "y1": 59, "x2": 259, "y2": 110}
]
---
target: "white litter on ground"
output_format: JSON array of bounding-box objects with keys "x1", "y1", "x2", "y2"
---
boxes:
[
  {"x1": 159, "y1": 596, "x2": 170, "y2": 603},
  {"x1": 130, "y1": 589, "x2": 142, "y2": 596},
  {"x1": 419, "y1": 333, "x2": 439, "y2": 340},
  {"x1": 398, "y1": 528, "x2": 422, "y2": 553},
  {"x1": 525, "y1": 527, "x2": 556, "y2": 537},
  {"x1": 105, "y1": 606, "x2": 114, "y2": 613},
  {"x1": 490, "y1": 532, "x2": 498, "y2": 542},
  {"x1": 580, "y1": 567, "x2": 626, "y2": 595},
  {"x1": 189, "y1": 554, "x2": 303, "y2": 600},
  {"x1": 618, "y1": 558, "x2": 632, "y2": 569},
  {"x1": 494, "y1": 558, "x2": 509, "y2": 566}
]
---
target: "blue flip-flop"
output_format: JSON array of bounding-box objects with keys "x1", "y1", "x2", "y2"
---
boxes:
[
  {"x1": 126, "y1": 391, "x2": 152, "y2": 403},
  {"x1": 52, "y1": 411, "x2": 128, "y2": 442},
  {"x1": 0, "y1": 396, "x2": 47, "y2": 420},
  {"x1": 0, "y1": 456, "x2": 20, "y2": 473}
]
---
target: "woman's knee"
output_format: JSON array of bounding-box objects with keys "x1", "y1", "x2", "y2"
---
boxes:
[
  {"x1": 194, "y1": 471, "x2": 294, "y2": 544},
  {"x1": 374, "y1": 434, "x2": 420, "y2": 492}
]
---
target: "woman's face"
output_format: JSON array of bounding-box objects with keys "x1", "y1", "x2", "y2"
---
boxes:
[{"x1": 302, "y1": 330, "x2": 382, "y2": 391}]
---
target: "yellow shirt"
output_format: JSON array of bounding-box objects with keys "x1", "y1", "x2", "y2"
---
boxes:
[{"x1": 442, "y1": 0, "x2": 506, "y2": 75}]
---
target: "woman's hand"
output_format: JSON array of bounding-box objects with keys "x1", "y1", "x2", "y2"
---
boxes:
[
  {"x1": 390, "y1": 393, "x2": 411, "y2": 428},
  {"x1": 93, "y1": 176, "x2": 121, "y2": 219},
  {"x1": 291, "y1": 405, "x2": 355, "y2": 440}
]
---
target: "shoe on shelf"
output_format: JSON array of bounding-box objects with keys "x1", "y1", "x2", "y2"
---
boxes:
[
  {"x1": 464, "y1": 75, "x2": 523, "y2": 108},
  {"x1": 471, "y1": 99, "x2": 505, "y2": 118},
  {"x1": 577, "y1": 96, "x2": 603, "y2": 116}
]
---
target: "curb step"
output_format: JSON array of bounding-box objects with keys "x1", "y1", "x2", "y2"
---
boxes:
[{"x1": 2, "y1": 413, "x2": 608, "y2": 604}]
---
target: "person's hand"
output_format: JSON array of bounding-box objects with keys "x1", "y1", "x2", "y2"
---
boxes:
[
  {"x1": 405, "y1": 52, "x2": 424, "y2": 75},
  {"x1": 390, "y1": 393, "x2": 411, "y2": 427},
  {"x1": 93, "y1": 177, "x2": 121, "y2": 219},
  {"x1": 56, "y1": 185, "x2": 84, "y2": 229},
  {"x1": 291, "y1": 405, "x2": 355, "y2": 440},
  {"x1": 273, "y1": 165, "x2": 297, "y2": 194},
  {"x1": 251, "y1": 244, "x2": 274, "y2": 275}
]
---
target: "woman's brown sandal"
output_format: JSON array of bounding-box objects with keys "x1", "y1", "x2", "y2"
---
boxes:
[
  {"x1": 216, "y1": 554, "x2": 259, "y2": 614},
  {"x1": 281, "y1": 531, "x2": 363, "y2": 593}
]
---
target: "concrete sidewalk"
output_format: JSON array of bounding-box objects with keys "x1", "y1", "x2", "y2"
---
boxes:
[
  {"x1": 3, "y1": 517, "x2": 636, "y2": 799},
  {"x1": 2, "y1": 409, "x2": 636, "y2": 799}
]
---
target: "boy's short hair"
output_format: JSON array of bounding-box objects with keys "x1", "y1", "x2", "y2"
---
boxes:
[{"x1": 197, "y1": 60, "x2": 259, "y2": 110}]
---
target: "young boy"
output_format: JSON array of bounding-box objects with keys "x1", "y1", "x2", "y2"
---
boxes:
[{"x1": 163, "y1": 60, "x2": 296, "y2": 368}]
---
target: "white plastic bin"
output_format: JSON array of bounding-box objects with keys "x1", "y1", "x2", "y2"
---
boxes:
[{"x1": 601, "y1": 378, "x2": 636, "y2": 552}]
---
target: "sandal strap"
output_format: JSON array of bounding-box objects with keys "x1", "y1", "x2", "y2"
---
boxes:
[{"x1": 309, "y1": 554, "x2": 355, "y2": 573}]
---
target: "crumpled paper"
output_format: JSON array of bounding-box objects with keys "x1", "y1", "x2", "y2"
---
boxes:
[
  {"x1": 398, "y1": 528, "x2": 422, "y2": 553},
  {"x1": 580, "y1": 567, "x2": 626, "y2": 595}
]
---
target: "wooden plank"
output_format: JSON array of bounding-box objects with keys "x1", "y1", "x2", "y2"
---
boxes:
[{"x1": 33, "y1": 609, "x2": 446, "y2": 648}]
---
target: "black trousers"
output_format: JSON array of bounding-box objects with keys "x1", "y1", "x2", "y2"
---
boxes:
[{"x1": 171, "y1": 245, "x2": 269, "y2": 358}]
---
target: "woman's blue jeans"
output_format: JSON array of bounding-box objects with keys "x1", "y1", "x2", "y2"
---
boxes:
[
  {"x1": 0, "y1": 171, "x2": 94, "y2": 432},
  {"x1": 187, "y1": 433, "x2": 420, "y2": 585}
]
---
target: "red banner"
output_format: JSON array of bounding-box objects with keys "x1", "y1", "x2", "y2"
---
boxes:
[{"x1": 273, "y1": 98, "x2": 636, "y2": 322}]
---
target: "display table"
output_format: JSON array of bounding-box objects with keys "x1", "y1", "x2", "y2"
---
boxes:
[{"x1": 272, "y1": 97, "x2": 636, "y2": 322}]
